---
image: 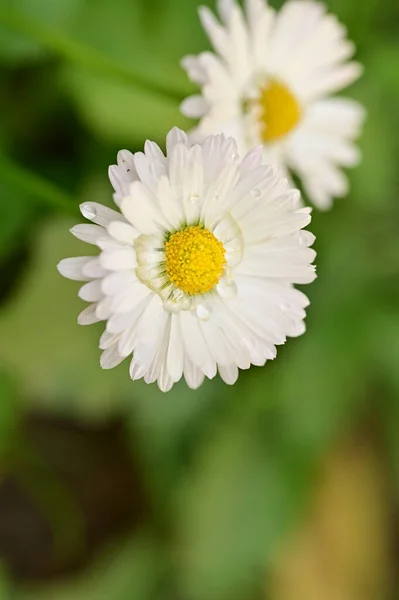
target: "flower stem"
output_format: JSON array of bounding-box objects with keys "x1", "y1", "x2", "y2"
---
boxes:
[
  {"x1": 0, "y1": 155, "x2": 78, "y2": 215},
  {"x1": 0, "y1": 7, "x2": 184, "y2": 104}
]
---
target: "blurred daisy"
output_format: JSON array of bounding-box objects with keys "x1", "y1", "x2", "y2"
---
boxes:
[
  {"x1": 181, "y1": 0, "x2": 365, "y2": 209},
  {"x1": 57, "y1": 127, "x2": 316, "y2": 392}
]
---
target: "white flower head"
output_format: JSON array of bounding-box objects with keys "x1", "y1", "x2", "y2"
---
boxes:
[
  {"x1": 181, "y1": 0, "x2": 365, "y2": 210},
  {"x1": 57, "y1": 128, "x2": 316, "y2": 392}
]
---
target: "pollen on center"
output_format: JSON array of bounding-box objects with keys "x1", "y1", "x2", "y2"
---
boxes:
[
  {"x1": 257, "y1": 78, "x2": 301, "y2": 143},
  {"x1": 165, "y1": 225, "x2": 226, "y2": 296}
]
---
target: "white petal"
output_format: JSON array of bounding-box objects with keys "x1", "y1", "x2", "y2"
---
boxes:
[
  {"x1": 130, "y1": 358, "x2": 147, "y2": 381},
  {"x1": 166, "y1": 314, "x2": 185, "y2": 382},
  {"x1": 99, "y1": 248, "x2": 136, "y2": 270},
  {"x1": 239, "y1": 256, "x2": 317, "y2": 284},
  {"x1": 80, "y1": 202, "x2": 125, "y2": 227},
  {"x1": 180, "y1": 311, "x2": 217, "y2": 378},
  {"x1": 166, "y1": 127, "x2": 189, "y2": 156},
  {"x1": 218, "y1": 0, "x2": 236, "y2": 23},
  {"x1": 99, "y1": 330, "x2": 121, "y2": 350},
  {"x1": 78, "y1": 304, "x2": 102, "y2": 325},
  {"x1": 109, "y1": 280, "x2": 149, "y2": 314},
  {"x1": 96, "y1": 298, "x2": 113, "y2": 320},
  {"x1": 198, "y1": 317, "x2": 233, "y2": 366},
  {"x1": 181, "y1": 54, "x2": 209, "y2": 85},
  {"x1": 158, "y1": 367, "x2": 174, "y2": 392},
  {"x1": 117, "y1": 299, "x2": 150, "y2": 355},
  {"x1": 133, "y1": 302, "x2": 170, "y2": 381},
  {"x1": 121, "y1": 182, "x2": 165, "y2": 235},
  {"x1": 57, "y1": 257, "x2": 92, "y2": 281},
  {"x1": 218, "y1": 363, "x2": 239, "y2": 385},
  {"x1": 168, "y1": 142, "x2": 189, "y2": 193},
  {"x1": 107, "y1": 296, "x2": 151, "y2": 334},
  {"x1": 198, "y1": 6, "x2": 230, "y2": 62},
  {"x1": 133, "y1": 152, "x2": 160, "y2": 194},
  {"x1": 244, "y1": 211, "x2": 312, "y2": 244},
  {"x1": 109, "y1": 150, "x2": 138, "y2": 206},
  {"x1": 180, "y1": 95, "x2": 209, "y2": 118},
  {"x1": 183, "y1": 356, "x2": 205, "y2": 390},
  {"x1": 145, "y1": 316, "x2": 171, "y2": 385},
  {"x1": 82, "y1": 257, "x2": 107, "y2": 279},
  {"x1": 102, "y1": 270, "x2": 136, "y2": 296},
  {"x1": 100, "y1": 346, "x2": 126, "y2": 369},
  {"x1": 144, "y1": 140, "x2": 166, "y2": 163},
  {"x1": 96, "y1": 236, "x2": 125, "y2": 251},
  {"x1": 305, "y1": 62, "x2": 363, "y2": 100},
  {"x1": 78, "y1": 279, "x2": 104, "y2": 302},
  {"x1": 157, "y1": 175, "x2": 184, "y2": 228},
  {"x1": 107, "y1": 221, "x2": 138, "y2": 244},
  {"x1": 239, "y1": 146, "x2": 263, "y2": 173},
  {"x1": 288, "y1": 319, "x2": 306, "y2": 338},
  {"x1": 70, "y1": 224, "x2": 104, "y2": 244}
]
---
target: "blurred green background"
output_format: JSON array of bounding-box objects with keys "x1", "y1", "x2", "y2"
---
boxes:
[{"x1": 0, "y1": 0, "x2": 398, "y2": 598}]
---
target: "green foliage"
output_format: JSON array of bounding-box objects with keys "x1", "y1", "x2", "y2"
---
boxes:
[
  {"x1": 177, "y1": 410, "x2": 311, "y2": 600},
  {"x1": 0, "y1": 0, "x2": 398, "y2": 599}
]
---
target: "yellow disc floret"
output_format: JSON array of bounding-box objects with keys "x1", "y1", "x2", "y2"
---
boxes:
[
  {"x1": 165, "y1": 225, "x2": 226, "y2": 296},
  {"x1": 257, "y1": 79, "x2": 301, "y2": 142}
]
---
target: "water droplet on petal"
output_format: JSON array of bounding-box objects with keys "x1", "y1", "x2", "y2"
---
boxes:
[
  {"x1": 196, "y1": 304, "x2": 210, "y2": 321},
  {"x1": 229, "y1": 242, "x2": 242, "y2": 253},
  {"x1": 251, "y1": 188, "x2": 262, "y2": 199},
  {"x1": 280, "y1": 302, "x2": 291, "y2": 312},
  {"x1": 190, "y1": 193, "x2": 201, "y2": 204},
  {"x1": 80, "y1": 202, "x2": 97, "y2": 220},
  {"x1": 231, "y1": 152, "x2": 239, "y2": 160},
  {"x1": 217, "y1": 277, "x2": 237, "y2": 298},
  {"x1": 164, "y1": 290, "x2": 191, "y2": 313}
]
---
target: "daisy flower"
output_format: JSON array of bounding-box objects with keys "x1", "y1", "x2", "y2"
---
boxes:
[
  {"x1": 181, "y1": 0, "x2": 365, "y2": 209},
  {"x1": 57, "y1": 127, "x2": 316, "y2": 392}
]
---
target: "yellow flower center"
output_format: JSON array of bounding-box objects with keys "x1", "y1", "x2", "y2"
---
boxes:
[
  {"x1": 257, "y1": 79, "x2": 301, "y2": 142},
  {"x1": 165, "y1": 225, "x2": 226, "y2": 296}
]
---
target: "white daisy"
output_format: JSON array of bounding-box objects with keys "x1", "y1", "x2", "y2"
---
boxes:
[
  {"x1": 57, "y1": 127, "x2": 316, "y2": 392},
  {"x1": 181, "y1": 0, "x2": 365, "y2": 210}
]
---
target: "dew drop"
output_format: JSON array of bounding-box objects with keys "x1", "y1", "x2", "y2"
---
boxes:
[
  {"x1": 196, "y1": 304, "x2": 210, "y2": 321},
  {"x1": 189, "y1": 193, "x2": 201, "y2": 203},
  {"x1": 231, "y1": 152, "x2": 239, "y2": 160},
  {"x1": 164, "y1": 291, "x2": 190, "y2": 313},
  {"x1": 212, "y1": 194, "x2": 220, "y2": 202},
  {"x1": 217, "y1": 277, "x2": 237, "y2": 299},
  {"x1": 226, "y1": 242, "x2": 242, "y2": 254},
  {"x1": 251, "y1": 188, "x2": 262, "y2": 199},
  {"x1": 80, "y1": 202, "x2": 97, "y2": 221}
]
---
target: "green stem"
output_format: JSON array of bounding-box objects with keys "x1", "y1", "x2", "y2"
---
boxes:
[
  {"x1": 0, "y1": 8, "x2": 184, "y2": 104},
  {"x1": 0, "y1": 155, "x2": 78, "y2": 215}
]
